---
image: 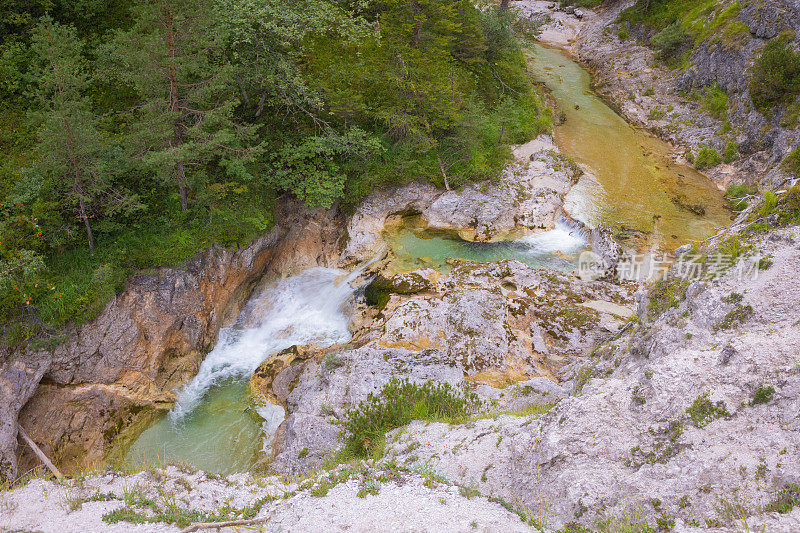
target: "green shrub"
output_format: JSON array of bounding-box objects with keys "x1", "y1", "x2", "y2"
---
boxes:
[
  {"x1": 783, "y1": 99, "x2": 800, "y2": 128},
  {"x1": 702, "y1": 86, "x2": 728, "y2": 120},
  {"x1": 339, "y1": 378, "x2": 481, "y2": 457},
  {"x1": 694, "y1": 145, "x2": 722, "y2": 170},
  {"x1": 686, "y1": 393, "x2": 730, "y2": 428},
  {"x1": 779, "y1": 183, "x2": 800, "y2": 224},
  {"x1": 750, "y1": 36, "x2": 800, "y2": 110},
  {"x1": 751, "y1": 386, "x2": 775, "y2": 405},
  {"x1": 784, "y1": 146, "x2": 800, "y2": 178},
  {"x1": 618, "y1": 28, "x2": 630, "y2": 40},
  {"x1": 722, "y1": 140, "x2": 738, "y2": 163},
  {"x1": 724, "y1": 183, "x2": 756, "y2": 211},
  {"x1": 647, "y1": 278, "x2": 689, "y2": 319},
  {"x1": 651, "y1": 21, "x2": 688, "y2": 58},
  {"x1": 764, "y1": 485, "x2": 800, "y2": 514}
]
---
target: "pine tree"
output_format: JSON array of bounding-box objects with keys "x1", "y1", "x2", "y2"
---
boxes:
[
  {"x1": 103, "y1": 0, "x2": 257, "y2": 212},
  {"x1": 29, "y1": 16, "x2": 105, "y2": 252}
]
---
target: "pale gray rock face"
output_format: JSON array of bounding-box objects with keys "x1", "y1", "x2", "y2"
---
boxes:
[
  {"x1": 341, "y1": 136, "x2": 580, "y2": 263},
  {"x1": 0, "y1": 465, "x2": 533, "y2": 533},
  {"x1": 383, "y1": 227, "x2": 800, "y2": 531},
  {"x1": 268, "y1": 260, "x2": 635, "y2": 475}
]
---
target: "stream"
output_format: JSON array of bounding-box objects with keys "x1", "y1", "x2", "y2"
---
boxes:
[
  {"x1": 125, "y1": 267, "x2": 363, "y2": 473},
  {"x1": 124, "y1": 42, "x2": 732, "y2": 475}
]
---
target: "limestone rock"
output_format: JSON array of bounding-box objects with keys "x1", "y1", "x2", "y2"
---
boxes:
[{"x1": 341, "y1": 136, "x2": 580, "y2": 263}]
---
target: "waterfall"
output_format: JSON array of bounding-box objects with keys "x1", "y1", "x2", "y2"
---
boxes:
[
  {"x1": 170, "y1": 265, "x2": 368, "y2": 421},
  {"x1": 514, "y1": 218, "x2": 588, "y2": 256}
]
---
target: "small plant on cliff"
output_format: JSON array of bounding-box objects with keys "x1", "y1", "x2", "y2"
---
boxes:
[
  {"x1": 686, "y1": 393, "x2": 730, "y2": 428},
  {"x1": 694, "y1": 145, "x2": 722, "y2": 170},
  {"x1": 702, "y1": 86, "x2": 728, "y2": 120},
  {"x1": 724, "y1": 183, "x2": 756, "y2": 211},
  {"x1": 764, "y1": 484, "x2": 800, "y2": 514},
  {"x1": 647, "y1": 278, "x2": 689, "y2": 319},
  {"x1": 650, "y1": 20, "x2": 688, "y2": 59},
  {"x1": 722, "y1": 140, "x2": 738, "y2": 163},
  {"x1": 751, "y1": 386, "x2": 775, "y2": 405},
  {"x1": 338, "y1": 378, "x2": 481, "y2": 458}
]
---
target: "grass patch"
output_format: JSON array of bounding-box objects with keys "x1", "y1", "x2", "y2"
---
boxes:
[
  {"x1": 103, "y1": 492, "x2": 270, "y2": 528},
  {"x1": 750, "y1": 386, "x2": 775, "y2": 405},
  {"x1": 338, "y1": 378, "x2": 481, "y2": 458},
  {"x1": 764, "y1": 484, "x2": 800, "y2": 514},
  {"x1": 701, "y1": 86, "x2": 728, "y2": 120},
  {"x1": 647, "y1": 278, "x2": 689, "y2": 319}
]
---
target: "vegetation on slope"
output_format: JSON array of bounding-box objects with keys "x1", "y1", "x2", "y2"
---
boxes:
[{"x1": 0, "y1": 0, "x2": 550, "y2": 343}]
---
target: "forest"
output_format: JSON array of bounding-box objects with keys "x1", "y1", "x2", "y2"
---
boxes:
[{"x1": 0, "y1": 0, "x2": 550, "y2": 343}]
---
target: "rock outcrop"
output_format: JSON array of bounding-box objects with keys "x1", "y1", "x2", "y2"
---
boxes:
[
  {"x1": 383, "y1": 226, "x2": 800, "y2": 531},
  {"x1": 0, "y1": 201, "x2": 344, "y2": 481},
  {"x1": 342, "y1": 136, "x2": 581, "y2": 263},
  {"x1": 255, "y1": 260, "x2": 635, "y2": 474}
]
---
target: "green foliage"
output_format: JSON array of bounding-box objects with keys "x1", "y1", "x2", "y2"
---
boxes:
[
  {"x1": 338, "y1": 378, "x2": 481, "y2": 457},
  {"x1": 722, "y1": 140, "x2": 737, "y2": 163},
  {"x1": 650, "y1": 20, "x2": 688, "y2": 58},
  {"x1": 764, "y1": 485, "x2": 800, "y2": 514},
  {"x1": 750, "y1": 36, "x2": 800, "y2": 110},
  {"x1": 694, "y1": 145, "x2": 722, "y2": 170},
  {"x1": 702, "y1": 86, "x2": 728, "y2": 120},
  {"x1": 103, "y1": 493, "x2": 270, "y2": 527},
  {"x1": 751, "y1": 386, "x2": 775, "y2": 405},
  {"x1": 0, "y1": 0, "x2": 542, "y2": 343},
  {"x1": 783, "y1": 99, "x2": 800, "y2": 128},
  {"x1": 784, "y1": 146, "x2": 800, "y2": 178},
  {"x1": 724, "y1": 183, "x2": 755, "y2": 211},
  {"x1": 647, "y1": 278, "x2": 689, "y2": 319},
  {"x1": 686, "y1": 393, "x2": 729, "y2": 428},
  {"x1": 100, "y1": 0, "x2": 261, "y2": 212}
]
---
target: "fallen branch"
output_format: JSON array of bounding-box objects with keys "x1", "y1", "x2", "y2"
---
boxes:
[
  {"x1": 17, "y1": 424, "x2": 62, "y2": 480},
  {"x1": 180, "y1": 516, "x2": 270, "y2": 533}
]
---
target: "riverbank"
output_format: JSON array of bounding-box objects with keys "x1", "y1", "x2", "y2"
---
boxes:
[
  {"x1": 4, "y1": 3, "x2": 800, "y2": 531},
  {"x1": 515, "y1": 0, "x2": 800, "y2": 189}
]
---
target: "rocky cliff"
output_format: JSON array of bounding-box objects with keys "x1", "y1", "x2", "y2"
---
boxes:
[{"x1": 0, "y1": 201, "x2": 344, "y2": 481}]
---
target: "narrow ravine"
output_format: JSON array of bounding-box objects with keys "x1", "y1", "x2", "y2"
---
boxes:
[
  {"x1": 124, "y1": 41, "x2": 735, "y2": 475},
  {"x1": 125, "y1": 267, "x2": 366, "y2": 474},
  {"x1": 526, "y1": 43, "x2": 732, "y2": 248}
]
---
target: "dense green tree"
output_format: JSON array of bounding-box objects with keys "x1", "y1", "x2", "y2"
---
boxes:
[
  {"x1": 29, "y1": 16, "x2": 105, "y2": 252},
  {"x1": 103, "y1": 0, "x2": 258, "y2": 211}
]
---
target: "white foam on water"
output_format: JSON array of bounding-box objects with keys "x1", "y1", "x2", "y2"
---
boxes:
[
  {"x1": 515, "y1": 220, "x2": 588, "y2": 256},
  {"x1": 170, "y1": 266, "x2": 364, "y2": 421}
]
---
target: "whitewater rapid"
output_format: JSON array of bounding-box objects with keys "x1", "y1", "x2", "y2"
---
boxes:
[{"x1": 170, "y1": 266, "x2": 364, "y2": 421}]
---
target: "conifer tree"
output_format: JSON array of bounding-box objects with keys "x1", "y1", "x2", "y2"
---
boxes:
[
  {"x1": 103, "y1": 0, "x2": 257, "y2": 211},
  {"x1": 30, "y1": 16, "x2": 105, "y2": 252}
]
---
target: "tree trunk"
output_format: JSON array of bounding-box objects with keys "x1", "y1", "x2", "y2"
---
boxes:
[
  {"x1": 79, "y1": 195, "x2": 95, "y2": 253},
  {"x1": 165, "y1": 7, "x2": 188, "y2": 212},
  {"x1": 177, "y1": 161, "x2": 188, "y2": 212},
  {"x1": 437, "y1": 154, "x2": 452, "y2": 191}
]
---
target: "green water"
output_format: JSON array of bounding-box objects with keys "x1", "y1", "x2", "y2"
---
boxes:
[
  {"x1": 125, "y1": 381, "x2": 263, "y2": 474},
  {"x1": 388, "y1": 224, "x2": 587, "y2": 273},
  {"x1": 526, "y1": 43, "x2": 732, "y2": 248}
]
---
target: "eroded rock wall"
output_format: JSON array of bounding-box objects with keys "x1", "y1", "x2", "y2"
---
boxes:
[{"x1": 0, "y1": 200, "x2": 344, "y2": 480}]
